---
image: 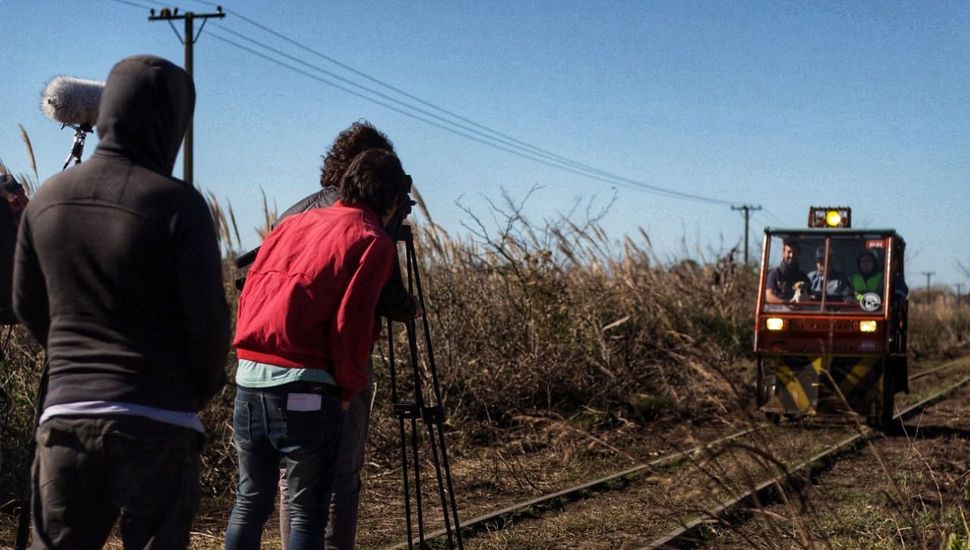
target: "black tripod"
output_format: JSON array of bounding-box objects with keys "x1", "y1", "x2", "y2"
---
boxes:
[{"x1": 386, "y1": 224, "x2": 463, "y2": 550}]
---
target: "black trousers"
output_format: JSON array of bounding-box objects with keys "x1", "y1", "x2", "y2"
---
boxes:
[{"x1": 31, "y1": 415, "x2": 202, "y2": 550}]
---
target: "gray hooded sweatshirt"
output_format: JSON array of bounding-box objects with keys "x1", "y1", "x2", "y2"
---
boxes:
[{"x1": 13, "y1": 55, "x2": 230, "y2": 412}]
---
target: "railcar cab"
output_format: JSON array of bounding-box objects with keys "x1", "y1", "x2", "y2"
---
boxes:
[{"x1": 754, "y1": 207, "x2": 908, "y2": 427}]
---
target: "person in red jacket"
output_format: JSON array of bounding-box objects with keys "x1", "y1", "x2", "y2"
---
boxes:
[
  {"x1": 226, "y1": 149, "x2": 412, "y2": 550},
  {"x1": 271, "y1": 121, "x2": 419, "y2": 550}
]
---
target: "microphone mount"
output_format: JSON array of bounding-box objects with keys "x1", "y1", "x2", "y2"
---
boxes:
[{"x1": 61, "y1": 122, "x2": 94, "y2": 171}]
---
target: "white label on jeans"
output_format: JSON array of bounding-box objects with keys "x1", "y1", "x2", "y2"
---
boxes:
[{"x1": 286, "y1": 393, "x2": 322, "y2": 411}]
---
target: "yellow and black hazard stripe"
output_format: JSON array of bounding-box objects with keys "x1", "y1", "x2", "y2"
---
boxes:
[{"x1": 763, "y1": 355, "x2": 883, "y2": 417}]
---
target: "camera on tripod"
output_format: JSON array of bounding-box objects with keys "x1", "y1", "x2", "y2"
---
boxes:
[{"x1": 385, "y1": 174, "x2": 416, "y2": 243}]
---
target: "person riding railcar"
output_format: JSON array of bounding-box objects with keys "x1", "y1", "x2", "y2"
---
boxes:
[{"x1": 764, "y1": 240, "x2": 809, "y2": 304}]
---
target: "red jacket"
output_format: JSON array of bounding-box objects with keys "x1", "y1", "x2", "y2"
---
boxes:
[{"x1": 234, "y1": 201, "x2": 395, "y2": 401}]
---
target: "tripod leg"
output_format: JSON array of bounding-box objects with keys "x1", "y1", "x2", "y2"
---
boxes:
[
  {"x1": 394, "y1": 225, "x2": 464, "y2": 548},
  {"x1": 396, "y1": 420, "x2": 414, "y2": 549},
  {"x1": 387, "y1": 320, "x2": 415, "y2": 550},
  {"x1": 420, "y1": 416, "x2": 457, "y2": 549},
  {"x1": 409, "y1": 416, "x2": 426, "y2": 546},
  {"x1": 432, "y1": 421, "x2": 464, "y2": 549},
  {"x1": 405, "y1": 234, "x2": 464, "y2": 549}
]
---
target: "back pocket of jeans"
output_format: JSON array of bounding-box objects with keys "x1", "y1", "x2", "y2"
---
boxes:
[{"x1": 281, "y1": 407, "x2": 335, "y2": 447}]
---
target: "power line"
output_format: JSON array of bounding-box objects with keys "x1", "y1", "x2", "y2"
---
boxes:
[
  {"x1": 191, "y1": 0, "x2": 619, "y2": 173},
  {"x1": 206, "y1": 29, "x2": 733, "y2": 204},
  {"x1": 107, "y1": 0, "x2": 154, "y2": 9},
  {"x1": 202, "y1": 8, "x2": 735, "y2": 205},
  {"x1": 208, "y1": 25, "x2": 590, "y2": 170},
  {"x1": 114, "y1": 0, "x2": 745, "y2": 207},
  {"x1": 757, "y1": 209, "x2": 788, "y2": 227},
  {"x1": 204, "y1": 32, "x2": 670, "y2": 197},
  {"x1": 191, "y1": 2, "x2": 738, "y2": 206}
]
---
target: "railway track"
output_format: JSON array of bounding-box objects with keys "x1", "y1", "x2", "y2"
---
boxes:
[
  {"x1": 386, "y1": 425, "x2": 769, "y2": 550},
  {"x1": 908, "y1": 359, "x2": 966, "y2": 382},
  {"x1": 644, "y1": 375, "x2": 970, "y2": 549},
  {"x1": 384, "y1": 359, "x2": 968, "y2": 549}
]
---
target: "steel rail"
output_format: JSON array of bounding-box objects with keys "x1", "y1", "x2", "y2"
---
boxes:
[
  {"x1": 385, "y1": 360, "x2": 969, "y2": 549},
  {"x1": 642, "y1": 376, "x2": 970, "y2": 550},
  {"x1": 384, "y1": 424, "x2": 768, "y2": 550},
  {"x1": 908, "y1": 356, "x2": 968, "y2": 382}
]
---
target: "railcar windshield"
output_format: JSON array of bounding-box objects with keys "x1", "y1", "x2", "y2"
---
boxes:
[{"x1": 761, "y1": 233, "x2": 891, "y2": 314}]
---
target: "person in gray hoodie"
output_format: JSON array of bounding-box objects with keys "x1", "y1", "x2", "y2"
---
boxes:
[{"x1": 13, "y1": 54, "x2": 229, "y2": 549}]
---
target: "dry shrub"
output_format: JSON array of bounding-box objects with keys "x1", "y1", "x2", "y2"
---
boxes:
[
  {"x1": 366, "y1": 191, "x2": 758, "y2": 452},
  {"x1": 0, "y1": 325, "x2": 44, "y2": 514},
  {"x1": 909, "y1": 294, "x2": 970, "y2": 360}
]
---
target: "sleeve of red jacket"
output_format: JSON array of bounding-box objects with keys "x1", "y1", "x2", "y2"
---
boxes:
[{"x1": 328, "y1": 235, "x2": 395, "y2": 402}]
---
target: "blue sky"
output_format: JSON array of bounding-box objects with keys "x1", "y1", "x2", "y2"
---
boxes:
[{"x1": 1, "y1": 1, "x2": 967, "y2": 286}]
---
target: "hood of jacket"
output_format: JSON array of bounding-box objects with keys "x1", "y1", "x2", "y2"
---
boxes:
[{"x1": 95, "y1": 55, "x2": 195, "y2": 175}]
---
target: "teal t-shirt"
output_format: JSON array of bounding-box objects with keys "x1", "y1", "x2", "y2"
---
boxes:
[{"x1": 235, "y1": 359, "x2": 336, "y2": 388}]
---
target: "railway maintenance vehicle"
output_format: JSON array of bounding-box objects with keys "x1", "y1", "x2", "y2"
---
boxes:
[{"x1": 754, "y1": 206, "x2": 909, "y2": 427}]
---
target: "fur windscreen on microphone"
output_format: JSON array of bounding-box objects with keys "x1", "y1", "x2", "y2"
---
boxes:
[{"x1": 41, "y1": 76, "x2": 105, "y2": 128}]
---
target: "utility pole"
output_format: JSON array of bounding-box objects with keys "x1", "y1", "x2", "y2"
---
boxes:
[
  {"x1": 731, "y1": 204, "x2": 762, "y2": 265},
  {"x1": 956, "y1": 283, "x2": 963, "y2": 303},
  {"x1": 149, "y1": 5, "x2": 225, "y2": 185},
  {"x1": 921, "y1": 271, "x2": 935, "y2": 299}
]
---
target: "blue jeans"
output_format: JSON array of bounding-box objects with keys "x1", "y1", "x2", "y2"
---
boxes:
[
  {"x1": 279, "y1": 365, "x2": 373, "y2": 549},
  {"x1": 225, "y1": 383, "x2": 343, "y2": 550}
]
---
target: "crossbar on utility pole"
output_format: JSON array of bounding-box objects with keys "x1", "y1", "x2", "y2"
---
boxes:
[
  {"x1": 731, "y1": 204, "x2": 762, "y2": 265},
  {"x1": 148, "y1": 5, "x2": 225, "y2": 185}
]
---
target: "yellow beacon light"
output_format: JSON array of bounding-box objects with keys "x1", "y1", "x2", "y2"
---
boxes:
[
  {"x1": 825, "y1": 210, "x2": 842, "y2": 227},
  {"x1": 808, "y1": 206, "x2": 851, "y2": 228},
  {"x1": 859, "y1": 320, "x2": 878, "y2": 333},
  {"x1": 765, "y1": 318, "x2": 785, "y2": 331}
]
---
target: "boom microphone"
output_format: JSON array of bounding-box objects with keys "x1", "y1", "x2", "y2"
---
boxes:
[{"x1": 41, "y1": 76, "x2": 104, "y2": 128}]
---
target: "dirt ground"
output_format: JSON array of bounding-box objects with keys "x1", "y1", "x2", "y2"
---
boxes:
[{"x1": 2, "y1": 357, "x2": 967, "y2": 549}]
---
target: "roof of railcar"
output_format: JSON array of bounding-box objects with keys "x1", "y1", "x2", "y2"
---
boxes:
[{"x1": 764, "y1": 227, "x2": 903, "y2": 241}]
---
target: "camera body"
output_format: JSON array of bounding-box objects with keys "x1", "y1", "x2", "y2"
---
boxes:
[{"x1": 385, "y1": 175, "x2": 416, "y2": 242}]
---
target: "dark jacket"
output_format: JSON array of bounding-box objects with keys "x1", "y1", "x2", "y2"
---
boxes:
[
  {"x1": 13, "y1": 55, "x2": 230, "y2": 412},
  {"x1": 0, "y1": 177, "x2": 18, "y2": 324}
]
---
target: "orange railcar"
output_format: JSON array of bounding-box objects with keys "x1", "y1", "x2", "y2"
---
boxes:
[{"x1": 754, "y1": 207, "x2": 908, "y2": 427}]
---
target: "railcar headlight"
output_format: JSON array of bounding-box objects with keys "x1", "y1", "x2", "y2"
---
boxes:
[
  {"x1": 859, "y1": 320, "x2": 878, "y2": 333},
  {"x1": 765, "y1": 317, "x2": 785, "y2": 331}
]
